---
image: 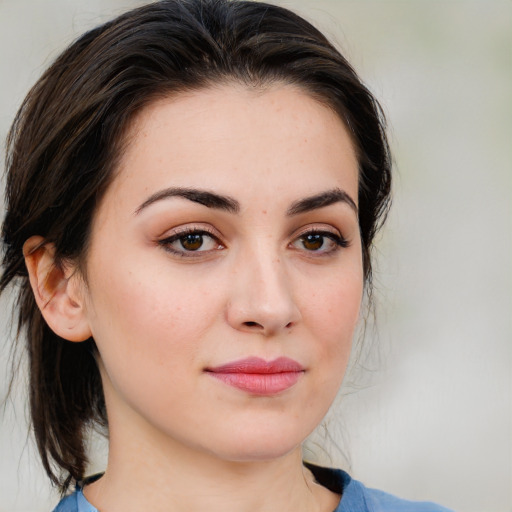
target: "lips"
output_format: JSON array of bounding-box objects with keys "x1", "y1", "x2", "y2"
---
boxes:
[{"x1": 205, "y1": 357, "x2": 305, "y2": 395}]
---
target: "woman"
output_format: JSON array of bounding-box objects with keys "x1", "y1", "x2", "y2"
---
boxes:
[{"x1": 1, "y1": 1, "x2": 452, "y2": 511}]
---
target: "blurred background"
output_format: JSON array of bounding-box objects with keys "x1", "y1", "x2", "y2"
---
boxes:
[{"x1": 0, "y1": 1, "x2": 510, "y2": 511}]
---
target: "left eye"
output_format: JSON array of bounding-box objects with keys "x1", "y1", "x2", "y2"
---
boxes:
[
  {"x1": 160, "y1": 230, "x2": 223, "y2": 255},
  {"x1": 291, "y1": 231, "x2": 347, "y2": 253}
]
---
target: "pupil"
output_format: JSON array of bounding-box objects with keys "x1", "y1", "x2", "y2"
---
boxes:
[
  {"x1": 181, "y1": 234, "x2": 203, "y2": 251},
  {"x1": 303, "y1": 234, "x2": 323, "y2": 250}
]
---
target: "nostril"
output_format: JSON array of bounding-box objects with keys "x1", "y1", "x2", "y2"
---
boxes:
[{"x1": 243, "y1": 321, "x2": 262, "y2": 329}]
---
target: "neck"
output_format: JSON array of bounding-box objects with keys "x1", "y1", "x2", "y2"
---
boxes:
[
  {"x1": 84, "y1": 428, "x2": 337, "y2": 512},
  {"x1": 84, "y1": 373, "x2": 340, "y2": 512}
]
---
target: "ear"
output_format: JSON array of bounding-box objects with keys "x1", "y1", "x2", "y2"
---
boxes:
[{"x1": 23, "y1": 236, "x2": 92, "y2": 342}]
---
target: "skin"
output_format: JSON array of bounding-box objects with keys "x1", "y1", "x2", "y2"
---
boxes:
[{"x1": 26, "y1": 84, "x2": 363, "y2": 512}]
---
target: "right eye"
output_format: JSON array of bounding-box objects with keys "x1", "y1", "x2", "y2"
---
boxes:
[{"x1": 159, "y1": 229, "x2": 224, "y2": 257}]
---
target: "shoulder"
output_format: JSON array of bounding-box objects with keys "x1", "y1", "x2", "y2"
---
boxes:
[
  {"x1": 52, "y1": 492, "x2": 78, "y2": 512},
  {"x1": 52, "y1": 489, "x2": 98, "y2": 512},
  {"x1": 348, "y1": 480, "x2": 454, "y2": 512},
  {"x1": 306, "y1": 464, "x2": 454, "y2": 512}
]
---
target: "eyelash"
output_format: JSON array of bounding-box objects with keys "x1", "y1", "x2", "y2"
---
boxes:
[
  {"x1": 290, "y1": 228, "x2": 348, "y2": 256},
  {"x1": 158, "y1": 227, "x2": 223, "y2": 257},
  {"x1": 158, "y1": 227, "x2": 348, "y2": 258}
]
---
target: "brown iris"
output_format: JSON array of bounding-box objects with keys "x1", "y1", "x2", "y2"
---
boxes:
[
  {"x1": 180, "y1": 233, "x2": 204, "y2": 251},
  {"x1": 301, "y1": 234, "x2": 324, "y2": 251}
]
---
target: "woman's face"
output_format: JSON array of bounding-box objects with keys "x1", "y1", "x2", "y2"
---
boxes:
[{"x1": 78, "y1": 84, "x2": 363, "y2": 462}]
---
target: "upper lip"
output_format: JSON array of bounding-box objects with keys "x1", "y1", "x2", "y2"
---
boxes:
[{"x1": 206, "y1": 357, "x2": 304, "y2": 374}]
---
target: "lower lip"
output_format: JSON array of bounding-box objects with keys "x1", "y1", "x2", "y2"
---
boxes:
[{"x1": 207, "y1": 371, "x2": 303, "y2": 395}]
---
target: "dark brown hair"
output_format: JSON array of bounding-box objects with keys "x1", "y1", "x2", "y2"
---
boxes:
[{"x1": 1, "y1": 0, "x2": 391, "y2": 493}]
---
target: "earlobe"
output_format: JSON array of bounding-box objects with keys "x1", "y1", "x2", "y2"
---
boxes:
[{"x1": 23, "y1": 236, "x2": 92, "y2": 342}]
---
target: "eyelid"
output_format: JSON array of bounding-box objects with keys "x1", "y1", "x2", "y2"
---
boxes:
[
  {"x1": 291, "y1": 223, "x2": 346, "y2": 242},
  {"x1": 289, "y1": 224, "x2": 349, "y2": 255},
  {"x1": 157, "y1": 224, "x2": 226, "y2": 257},
  {"x1": 157, "y1": 222, "x2": 221, "y2": 238}
]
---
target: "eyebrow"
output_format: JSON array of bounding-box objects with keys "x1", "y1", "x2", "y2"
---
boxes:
[
  {"x1": 286, "y1": 188, "x2": 358, "y2": 216},
  {"x1": 135, "y1": 187, "x2": 240, "y2": 215},
  {"x1": 134, "y1": 186, "x2": 357, "y2": 216}
]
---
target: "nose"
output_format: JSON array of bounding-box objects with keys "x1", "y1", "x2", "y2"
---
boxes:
[{"x1": 226, "y1": 247, "x2": 301, "y2": 337}]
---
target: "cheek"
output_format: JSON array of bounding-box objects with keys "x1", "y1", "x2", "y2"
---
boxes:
[
  {"x1": 302, "y1": 269, "x2": 363, "y2": 386},
  {"x1": 85, "y1": 258, "x2": 221, "y2": 377},
  {"x1": 307, "y1": 272, "x2": 363, "y2": 340},
  {"x1": 296, "y1": 270, "x2": 363, "y2": 426},
  {"x1": 84, "y1": 266, "x2": 225, "y2": 427}
]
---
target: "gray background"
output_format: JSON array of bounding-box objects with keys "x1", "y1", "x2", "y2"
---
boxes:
[{"x1": 1, "y1": 1, "x2": 511, "y2": 511}]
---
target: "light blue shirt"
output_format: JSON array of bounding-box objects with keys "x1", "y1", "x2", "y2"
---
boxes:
[{"x1": 53, "y1": 466, "x2": 454, "y2": 512}]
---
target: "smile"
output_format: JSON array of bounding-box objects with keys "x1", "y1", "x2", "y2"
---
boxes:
[{"x1": 205, "y1": 357, "x2": 305, "y2": 395}]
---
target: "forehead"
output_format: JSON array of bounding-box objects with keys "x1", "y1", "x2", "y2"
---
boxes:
[{"x1": 104, "y1": 84, "x2": 359, "y2": 213}]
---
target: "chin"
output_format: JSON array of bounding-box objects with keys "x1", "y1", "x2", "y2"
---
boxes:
[
  {"x1": 214, "y1": 442, "x2": 299, "y2": 464},
  {"x1": 202, "y1": 419, "x2": 317, "y2": 463}
]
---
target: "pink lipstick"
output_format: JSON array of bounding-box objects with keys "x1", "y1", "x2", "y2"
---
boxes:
[{"x1": 205, "y1": 357, "x2": 304, "y2": 395}]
